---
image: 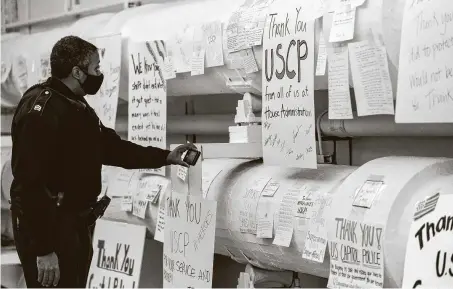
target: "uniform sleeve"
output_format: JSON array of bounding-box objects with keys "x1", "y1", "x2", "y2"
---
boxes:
[
  {"x1": 100, "y1": 124, "x2": 171, "y2": 169},
  {"x1": 11, "y1": 112, "x2": 59, "y2": 256}
]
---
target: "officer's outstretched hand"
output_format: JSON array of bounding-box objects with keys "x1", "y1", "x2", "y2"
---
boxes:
[
  {"x1": 37, "y1": 252, "x2": 60, "y2": 287},
  {"x1": 166, "y1": 143, "x2": 197, "y2": 167}
]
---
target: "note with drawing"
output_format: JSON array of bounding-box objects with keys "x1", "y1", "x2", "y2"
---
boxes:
[
  {"x1": 349, "y1": 40, "x2": 394, "y2": 116},
  {"x1": 202, "y1": 21, "x2": 224, "y2": 67},
  {"x1": 396, "y1": 0, "x2": 453, "y2": 123},
  {"x1": 262, "y1": 2, "x2": 317, "y2": 168}
]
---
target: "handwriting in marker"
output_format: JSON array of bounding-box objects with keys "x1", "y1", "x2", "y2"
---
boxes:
[
  {"x1": 292, "y1": 124, "x2": 302, "y2": 143},
  {"x1": 263, "y1": 122, "x2": 271, "y2": 130},
  {"x1": 286, "y1": 148, "x2": 294, "y2": 156},
  {"x1": 305, "y1": 124, "x2": 312, "y2": 135},
  {"x1": 412, "y1": 99, "x2": 420, "y2": 111},
  {"x1": 296, "y1": 153, "x2": 304, "y2": 160},
  {"x1": 306, "y1": 146, "x2": 313, "y2": 153}
]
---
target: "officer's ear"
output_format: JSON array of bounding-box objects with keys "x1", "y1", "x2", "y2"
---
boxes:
[{"x1": 71, "y1": 66, "x2": 84, "y2": 81}]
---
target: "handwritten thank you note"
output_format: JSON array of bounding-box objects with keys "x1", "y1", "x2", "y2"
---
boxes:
[
  {"x1": 402, "y1": 194, "x2": 453, "y2": 288},
  {"x1": 396, "y1": 0, "x2": 453, "y2": 123},
  {"x1": 328, "y1": 218, "x2": 384, "y2": 288},
  {"x1": 262, "y1": 1, "x2": 317, "y2": 168},
  {"x1": 128, "y1": 41, "x2": 167, "y2": 175},
  {"x1": 89, "y1": 34, "x2": 122, "y2": 129},
  {"x1": 163, "y1": 192, "x2": 217, "y2": 288},
  {"x1": 87, "y1": 219, "x2": 146, "y2": 288}
]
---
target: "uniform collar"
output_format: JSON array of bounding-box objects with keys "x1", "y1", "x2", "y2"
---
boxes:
[{"x1": 47, "y1": 77, "x2": 85, "y2": 103}]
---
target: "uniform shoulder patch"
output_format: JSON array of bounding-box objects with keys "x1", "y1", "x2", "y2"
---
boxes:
[{"x1": 27, "y1": 89, "x2": 53, "y2": 116}]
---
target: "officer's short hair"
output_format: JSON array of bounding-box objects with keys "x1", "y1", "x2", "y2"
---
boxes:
[{"x1": 50, "y1": 36, "x2": 97, "y2": 79}]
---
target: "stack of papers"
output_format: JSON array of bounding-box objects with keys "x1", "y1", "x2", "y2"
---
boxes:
[{"x1": 229, "y1": 125, "x2": 262, "y2": 143}]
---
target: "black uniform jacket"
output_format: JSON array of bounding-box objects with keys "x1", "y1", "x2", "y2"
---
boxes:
[{"x1": 10, "y1": 77, "x2": 170, "y2": 256}]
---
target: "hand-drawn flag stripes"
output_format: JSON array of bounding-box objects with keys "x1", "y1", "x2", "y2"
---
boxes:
[{"x1": 413, "y1": 192, "x2": 440, "y2": 221}]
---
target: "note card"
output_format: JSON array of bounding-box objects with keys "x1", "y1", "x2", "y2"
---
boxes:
[
  {"x1": 163, "y1": 192, "x2": 217, "y2": 288},
  {"x1": 395, "y1": 0, "x2": 453, "y2": 123},
  {"x1": 154, "y1": 190, "x2": 167, "y2": 243},
  {"x1": 352, "y1": 178, "x2": 384, "y2": 209},
  {"x1": 302, "y1": 193, "x2": 332, "y2": 263},
  {"x1": 226, "y1": 0, "x2": 271, "y2": 52},
  {"x1": 328, "y1": 218, "x2": 384, "y2": 288},
  {"x1": 128, "y1": 41, "x2": 167, "y2": 176},
  {"x1": 239, "y1": 177, "x2": 271, "y2": 234},
  {"x1": 402, "y1": 194, "x2": 452, "y2": 288},
  {"x1": 163, "y1": 41, "x2": 176, "y2": 80},
  {"x1": 132, "y1": 191, "x2": 148, "y2": 219},
  {"x1": 173, "y1": 26, "x2": 195, "y2": 73},
  {"x1": 329, "y1": 6, "x2": 356, "y2": 43},
  {"x1": 262, "y1": 2, "x2": 317, "y2": 169},
  {"x1": 349, "y1": 41, "x2": 394, "y2": 116},
  {"x1": 191, "y1": 45, "x2": 205, "y2": 76},
  {"x1": 89, "y1": 34, "x2": 122, "y2": 129},
  {"x1": 256, "y1": 198, "x2": 274, "y2": 239},
  {"x1": 327, "y1": 44, "x2": 353, "y2": 119},
  {"x1": 202, "y1": 21, "x2": 224, "y2": 67},
  {"x1": 273, "y1": 188, "x2": 299, "y2": 247},
  {"x1": 315, "y1": 30, "x2": 327, "y2": 76},
  {"x1": 261, "y1": 179, "x2": 280, "y2": 197}
]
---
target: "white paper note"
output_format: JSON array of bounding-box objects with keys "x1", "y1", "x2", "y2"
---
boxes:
[
  {"x1": 163, "y1": 41, "x2": 176, "y2": 80},
  {"x1": 256, "y1": 198, "x2": 274, "y2": 239},
  {"x1": 191, "y1": 46, "x2": 205, "y2": 76},
  {"x1": 226, "y1": 0, "x2": 270, "y2": 52},
  {"x1": 132, "y1": 191, "x2": 148, "y2": 219},
  {"x1": 262, "y1": 3, "x2": 317, "y2": 169},
  {"x1": 202, "y1": 21, "x2": 225, "y2": 67},
  {"x1": 329, "y1": 6, "x2": 356, "y2": 43},
  {"x1": 349, "y1": 41, "x2": 394, "y2": 116},
  {"x1": 352, "y1": 179, "x2": 383, "y2": 208},
  {"x1": 327, "y1": 218, "x2": 384, "y2": 288},
  {"x1": 173, "y1": 26, "x2": 195, "y2": 73},
  {"x1": 87, "y1": 220, "x2": 146, "y2": 288},
  {"x1": 239, "y1": 177, "x2": 271, "y2": 234},
  {"x1": 177, "y1": 166, "x2": 188, "y2": 181},
  {"x1": 163, "y1": 192, "x2": 217, "y2": 288},
  {"x1": 154, "y1": 190, "x2": 167, "y2": 243},
  {"x1": 402, "y1": 194, "x2": 452, "y2": 288},
  {"x1": 394, "y1": 1, "x2": 453, "y2": 123},
  {"x1": 89, "y1": 34, "x2": 122, "y2": 129},
  {"x1": 202, "y1": 167, "x2": 223, "y2": 198},
  {"x1": 261, "y1": 179, "x2": 280, "y2": 197},
  {"x1": 302, "y1": 193, "x2": 332, "y2": 263},
  {"x1": 243, "y1": 49, "x2": 259, "y2": 74},
  {"x1": 121, "y1": 195, "x2": 133, "y2": 212},
  {"x1": 316, "y1": 30, "x2": 327, "y2": 76},
  {"x1": 327, "y1": 44, "x2": 353, "y2": 119},
  {"x1": 273, "y1": 188, "x2": 299, "y2": 247},
  {"x1": 128, "y1": 41, "x2": 167, "y2": 176},
  {"x1": 330, "y1": 0, "x2": 366, "y2": 10}
]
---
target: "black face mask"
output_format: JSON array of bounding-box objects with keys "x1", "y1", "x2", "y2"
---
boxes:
[{"x1": 78, "y1": 69, "x2": 104, "y2": 95}]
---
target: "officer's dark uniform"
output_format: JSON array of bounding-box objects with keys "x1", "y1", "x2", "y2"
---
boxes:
[{"x1": 10, "y1": 77, "x2": 171, "y2": 288}]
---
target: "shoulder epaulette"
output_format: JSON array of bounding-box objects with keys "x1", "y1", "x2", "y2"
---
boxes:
[{"x1": 27, "y1": 89, "x2": 53, "y2": 116}]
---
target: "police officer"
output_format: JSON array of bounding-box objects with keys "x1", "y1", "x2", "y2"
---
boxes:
[{"x1": 10, "y1": 36, "x2": 196, "y2": 288}]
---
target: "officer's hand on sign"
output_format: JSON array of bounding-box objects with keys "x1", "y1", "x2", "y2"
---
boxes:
[
  {"x1": 166, "y1": 143, "x2": 198, "y2": 167},
  {"x1": 37, "y1": 252, "x2": 60, "y2": 287}
]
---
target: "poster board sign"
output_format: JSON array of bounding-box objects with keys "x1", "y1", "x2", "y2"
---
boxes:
[
  {"x1": 163, "y1": 192, "x2": 217, "y2": 288},
  {"x1": 86, "y1": 219, "x2": 146, "y2": 288},
  {"x1": 396, "y1": 0, "x2": 453, "y2": 123},
  {"x1": 88, "y1": 34, "x2": 122, "y2": 129},
  {"x1": 327, "y1": 218, "x2": 384, "y2": 288},
  {"x1": 402, "y1": 193, "x2": 453, "y2": 288},
  {"x1": 261, "y1": 0, "x2": 316, "y2": 168},
  {"x1": 128, "y1": 40, "x2": 167, "y2": 176}
]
